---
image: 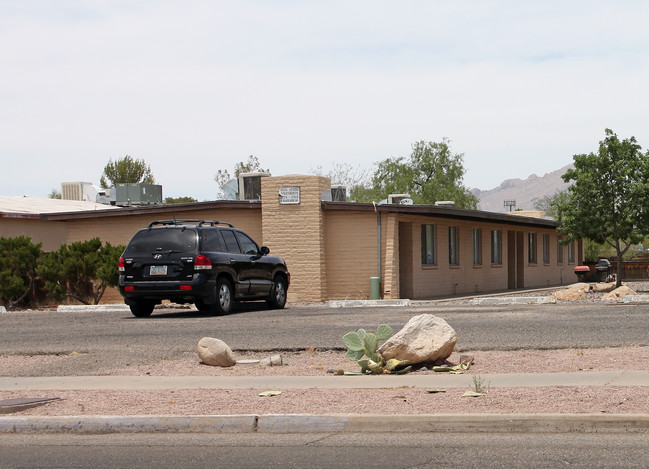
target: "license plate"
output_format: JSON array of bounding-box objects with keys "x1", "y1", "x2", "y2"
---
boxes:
[{"x1": 150, "y1": 265, "x2": 168, "y2": 276}]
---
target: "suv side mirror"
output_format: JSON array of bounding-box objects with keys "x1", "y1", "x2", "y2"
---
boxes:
[{"x1": 260, "y1": 246, "x2": 270, "y2": 256}]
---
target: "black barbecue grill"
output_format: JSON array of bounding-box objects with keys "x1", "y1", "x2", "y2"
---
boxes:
[{"x1": 595, "y1": 258, "x2": 611, "y2": 282}]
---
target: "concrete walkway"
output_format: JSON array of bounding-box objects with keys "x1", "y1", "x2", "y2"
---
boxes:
[
  {"x1": 2, "y1": 371, "x2": 649, "y2": 435},
  {"x1": 2, "y1": 369, "x2": 649, "y2": 391}
]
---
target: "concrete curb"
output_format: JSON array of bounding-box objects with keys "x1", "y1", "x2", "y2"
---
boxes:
[
  {"x1": 3, "y1": 414, "x2": 649, "y2": 434},
  {"x1": 469, "y1": 296, "x2": 556, "y2": 305},
  {"x1": 328, "y1": 299, "x2": 411, "y2": 308}
]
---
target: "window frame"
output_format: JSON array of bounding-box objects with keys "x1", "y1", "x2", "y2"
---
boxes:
[
  {"x1": 449, "y1": 226, "x2": 459, "y2": 266},
  {"x1": 528, "y1": 232, "x2": 537, "y2": 265},
  {"x1": 491, "y1": 229, "x2": 502, "y2": 265},
  {"x1": 542, "y1": 234, "x2": 550, "y2": 265},
  {"x1": 420, "y1": 224, "x2": 437, "y2": 266},
  {"x1": 472, "y1": 228, "x2": 482, "y2": 266}
]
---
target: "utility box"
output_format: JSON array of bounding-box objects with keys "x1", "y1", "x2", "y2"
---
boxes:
[{"x1": 114, "y1": 183, "x2": 163, "y2": 206}]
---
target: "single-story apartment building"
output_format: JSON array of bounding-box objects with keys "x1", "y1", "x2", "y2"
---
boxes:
[{"x1": 0, "y1": 175, "x2": 583, "y2": 303}]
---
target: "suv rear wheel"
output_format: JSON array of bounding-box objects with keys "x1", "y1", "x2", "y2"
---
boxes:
[
  {"x1": 267, "y1": 276, "x2": 287, "y2": 309},
  {"x1": 215, "y1": 278, "x2": 233, "y2": 314},
  {"x1": 130, "y1": 300, "x2": 155, "y2": 318}
]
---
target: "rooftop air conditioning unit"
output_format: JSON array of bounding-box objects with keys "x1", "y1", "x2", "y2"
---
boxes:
[
  {"x1": 387, "y1": 194, "x2": 413, "y2": 205},
  {"x1": 434, "y1": 201, "x2": 455, "y2": 207},
  {"x1": 238, "y1": 172, "x2": 271, "y2": 201},
  {"x1": 114, "y1": 183, "x2": 163, "y2": 206},
  {"x1": 61, "y1": 182, "x2": 92, "y2": 201},
  {"x1": 331, "y1": 185, "x2": 347, "y2": 202}
]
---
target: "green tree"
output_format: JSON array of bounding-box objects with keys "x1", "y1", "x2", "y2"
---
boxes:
[
  {"x1": 164, "y1": 196, "x2": 198, "y2": 204},
  {"x1": 48, "y1": 188, "x2": 62, "y2": 199},
  {"x1": 533, "y1": 190, "x2": 570, "y2": 220},
  {"x1": 0, "y1": 236, "x2": 42, "y2": 309},
  {"x1": 557, "y1": 129, "x2": 649, "y2": 287},
  {"x1": 100, "y1": 155, "x2": 155, "y2": 188},
  {"x1": 354, "y1": 139, "x2": 478, "y2": 208},
  {"x1": 38, "y1": 239, "x2": 124, "y2": 305},
  {"x1": 214, "y1": 155, "x2": 269, "y2": 197},
  {"x1": 311, "y1": 162, "x2": 371, "y2": 201}
]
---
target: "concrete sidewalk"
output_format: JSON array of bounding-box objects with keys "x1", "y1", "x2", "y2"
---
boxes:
[
  {"x1": 2, "y1": 369, "x2": 649, "y2": 391},
  {"x1": 2, "y1": 370, "x2": 649, "y2": 435}
]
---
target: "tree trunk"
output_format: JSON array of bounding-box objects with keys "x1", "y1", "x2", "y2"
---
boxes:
[{"x1": 616, "y1": 246, "x2": 623, "y2": 288}]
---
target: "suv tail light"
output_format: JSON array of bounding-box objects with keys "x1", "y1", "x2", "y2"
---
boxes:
[
  {"x1": 194, "y1": 254, "x2": 212, "y2": 270},
  {"x1": 118, "y1": 256, "x2": 125, "y2": 272}
]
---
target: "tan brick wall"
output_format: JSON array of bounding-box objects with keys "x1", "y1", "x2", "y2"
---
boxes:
[
  {"x1": 324, "y1": 210, "x2": 379, "y2": 300},
  {"x1": 64, "y1": 209, "x2": 262, "y2": 247},
  {"x1": 261, "y1": 175, "x2": 330, "y2": 303},
  {"x1": 401, "y1": 216, "x2": 571, "y2": 298}
]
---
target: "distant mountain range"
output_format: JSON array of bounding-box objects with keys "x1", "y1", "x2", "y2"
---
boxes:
[{"x1": 473, "y1": 164, "x2": 573, "y2": 213}]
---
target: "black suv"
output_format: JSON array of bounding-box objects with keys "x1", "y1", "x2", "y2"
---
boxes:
[{"x1": 118, "y1": 220, "x2": 290, "y2": 317}]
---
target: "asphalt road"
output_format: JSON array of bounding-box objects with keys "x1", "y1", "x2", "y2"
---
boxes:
[
  {"x1": 3, "y1": 433, "x2": 649, "y2": 468},
  {"x1": 2, "y1": 301, "x2": 649, "y2": 376}
]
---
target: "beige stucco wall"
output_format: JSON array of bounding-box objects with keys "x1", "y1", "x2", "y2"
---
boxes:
[{"x1": 0, "y1": 218, "x2": 68, "y2": 251}]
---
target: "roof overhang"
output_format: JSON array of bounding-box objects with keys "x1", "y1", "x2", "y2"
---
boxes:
[{"x1": 321, "y1": 201, "x2": 560, "y2": 229}]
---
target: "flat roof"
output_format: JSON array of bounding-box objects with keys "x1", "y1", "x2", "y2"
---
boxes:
[{"x1": 0, "y1": 196, "x2": 120, "y2": 219}]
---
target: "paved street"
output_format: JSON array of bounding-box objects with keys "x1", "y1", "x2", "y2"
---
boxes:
[
  {"x1": 3, "y1": 433, "x2": 649, "y2": 468},
  {"x1": 1, "y1": 301, "x2": 649, "y2": 375}
]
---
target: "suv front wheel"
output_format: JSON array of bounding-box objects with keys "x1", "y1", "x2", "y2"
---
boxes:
[{"x1": 267, "y1": 276, "x2": 287, "y2": 309}]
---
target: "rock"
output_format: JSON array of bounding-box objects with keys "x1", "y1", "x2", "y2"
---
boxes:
[
  {"x1": 378, "y1": 314, "x2": 457, "y2": 365},
  {"x1": 553, "y1": 287, "x2": 587, "y2": 301},
  {"x1": 591, "y1": 283, "x2": 616, "y2": 293},
  {"x1": 602, "y1": 286, "x2": 637, "y2": 301},
  {"x1": 197, "y1": 337, "x2": 236, "y2": 367}
]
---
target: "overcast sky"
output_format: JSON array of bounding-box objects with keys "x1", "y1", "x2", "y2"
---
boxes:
[{"x1": 2, "y1": 1, "x2": 649, "y2": 201}]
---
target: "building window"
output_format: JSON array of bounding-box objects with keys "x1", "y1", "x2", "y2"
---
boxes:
[
  {"x1": 557, "y1": 236, "x2": 564, "y2": 264},
  {"x1": 472, "y1": 228, "x2": 482, "y2": 266},
  {"x1": 568, "y1": 241, "x2": 575, "y2": 263},
  {"x1": 491, "y1": 230, "x2": 502, "y2": 265},
  {"x1": 528, "y1": 232, "x2": 537, "y2": 264},
  {"x1": 543, "y1": 234, "x2": 550, "y2": 265},
  {"x1": 421, "y1": 224, "x2": 436, "y2": 265},
  {"x1": 449, "y1": 226, "x2": 459, "y2": 266}
]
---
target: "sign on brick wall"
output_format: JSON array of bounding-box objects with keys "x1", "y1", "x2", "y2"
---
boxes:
[{"x1": 279, "y1": 186, "x2": 300, "y2": 205}]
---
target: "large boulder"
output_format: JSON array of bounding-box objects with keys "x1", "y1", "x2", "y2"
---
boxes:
[
  {"x1": 197, "y1": 337, "x2": 236, "y2": 367},
  {"x1": 602, "y1": 285, "x2": 637, "y2": 301},
  {"x1": 378, "y1": 314, "x2": 457, "y2": 365},
  {"x1": 553, "y1": 286, "x2": 587, "y2": 301}
]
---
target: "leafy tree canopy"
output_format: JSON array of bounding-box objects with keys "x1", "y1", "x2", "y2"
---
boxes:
[
  {"x1": 48, "y1": 189, "x2": 61, "y2": 199},
  {"x1": 214, "y1": 155, "x2": 269, "y2": 198},
  {"x1": 164, "y1": 196, "x2": 198, "y2": 204},
  {"x1": 311, "y1": 162, "x2": 371, "y2": 202},
  {"x1": 533, "y1": 190, "x2": 570, "y2": 220},
  {"x1": 354, "y1": 139, "x2": 478, "y2": 208},
  {"x1": 37, "y1": 238, "x2": 124, "y2": 305},
  {"x1": 0, "y1": 236, "x2": 42, "y2": 309},
  {"x1": 557, "y1": 128, "x2": 649, "y2": 286},
  {"x1": 100, "y1": 155, "x2": 155, "y2": 188}
]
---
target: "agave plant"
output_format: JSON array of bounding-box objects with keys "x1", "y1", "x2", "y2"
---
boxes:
[{"x1": 342, "y1": 324, "x2": 411, "y2": 374}]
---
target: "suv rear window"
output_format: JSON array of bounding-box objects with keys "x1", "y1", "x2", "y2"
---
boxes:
[{"x1": 124, "y1": 228, "x2": 197, "y2": 254}]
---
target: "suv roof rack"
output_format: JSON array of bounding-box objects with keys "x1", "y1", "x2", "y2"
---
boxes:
[{"x1": 147, "y1": 220, "x2": 235, "y2": 229}]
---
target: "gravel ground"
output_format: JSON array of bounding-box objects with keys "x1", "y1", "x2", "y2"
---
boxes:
[
  {"x1": 3, "y1": 282, "x2": 649, "y2": 417},
  {"x1": 3, "y1": 346, "x2": 649, "y2": 417}
]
